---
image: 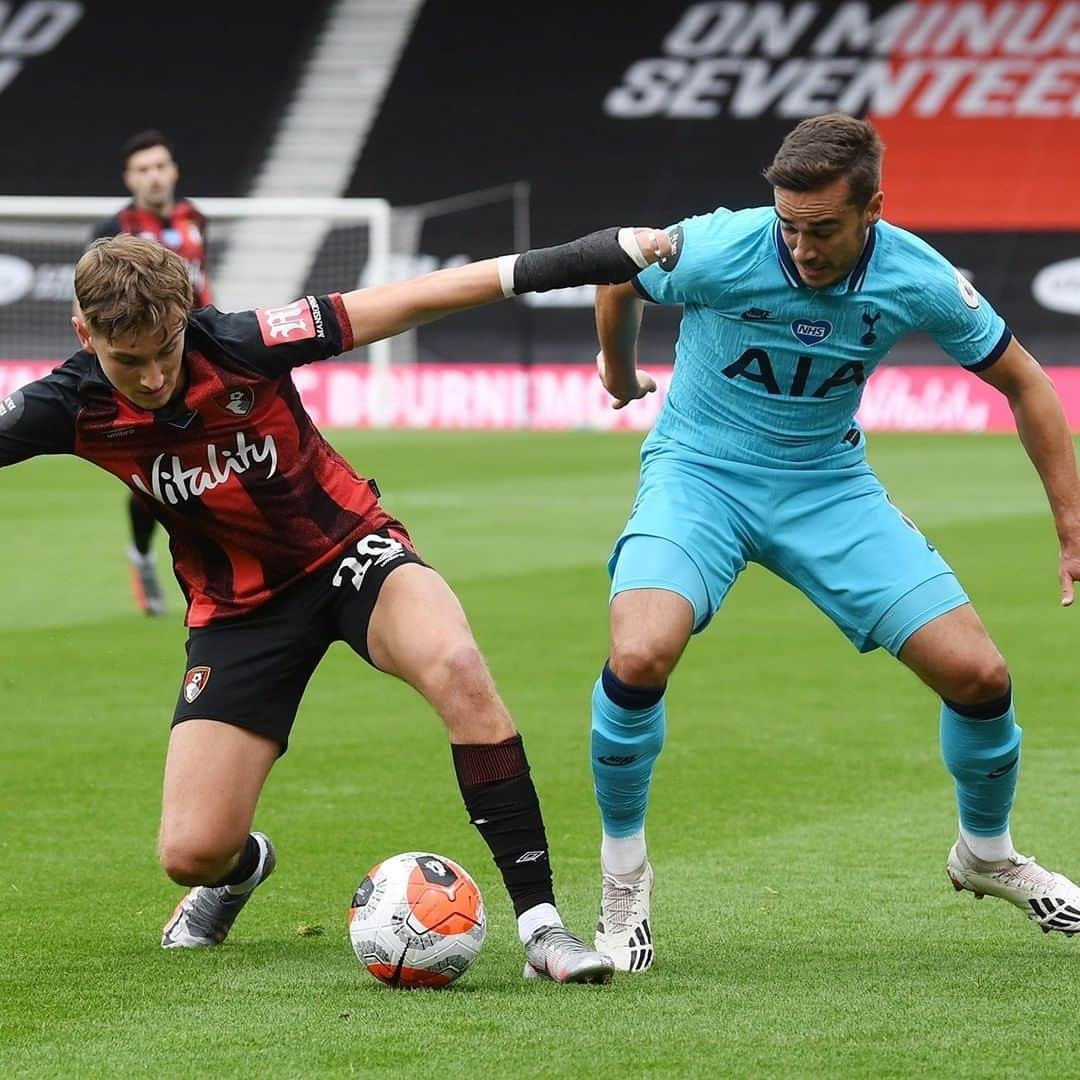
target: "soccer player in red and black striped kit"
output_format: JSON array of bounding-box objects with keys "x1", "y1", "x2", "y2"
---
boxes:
[
  {"x1": 91, "y1": 130, "x2": 212, "y2": 618},
  {"x1": 0, "y1": 226, "x2": 671, "y2": 982}
]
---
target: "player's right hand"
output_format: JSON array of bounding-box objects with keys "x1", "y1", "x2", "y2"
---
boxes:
[{"x1": 596, "y1": 350, "x2": 657, "y2": 410}]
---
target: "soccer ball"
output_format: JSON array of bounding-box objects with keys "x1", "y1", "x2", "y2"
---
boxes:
[{"x1": 348, "y1": 851, "x2": 486, "y2": 988}]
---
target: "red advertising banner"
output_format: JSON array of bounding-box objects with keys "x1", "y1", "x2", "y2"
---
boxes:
[
  {"x1": 871, "y1": 1, "x2": 1080, "y2": 230},
  {"x1": 5, "y1": 360, "x2": 1080, "y2": 433}
]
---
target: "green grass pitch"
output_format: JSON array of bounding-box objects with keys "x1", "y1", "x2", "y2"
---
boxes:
[{"x1": 2, "y1": 430, "x2": 1079, "y2": 1078}]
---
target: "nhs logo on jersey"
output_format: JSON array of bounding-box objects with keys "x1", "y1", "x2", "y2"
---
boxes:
[{"x1": 791, "y1": 319, "x2": 833, "y2": 347}]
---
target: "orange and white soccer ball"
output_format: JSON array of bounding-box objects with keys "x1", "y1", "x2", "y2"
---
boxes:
[{"x1": 348, "y1": 851, "x2": 486, "y2": 988}]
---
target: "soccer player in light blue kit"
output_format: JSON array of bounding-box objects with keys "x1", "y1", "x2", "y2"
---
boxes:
[{"x1": 589, "y1": 114, "x2": 1080, "y2": 972}]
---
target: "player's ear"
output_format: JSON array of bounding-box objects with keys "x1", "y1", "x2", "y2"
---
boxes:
[
  {"x1": 867, "y1": 190, "x2": 884, "y2": 225},
  {"x1": 72, "y1": 314, "x2": 94, "y2": 352}
]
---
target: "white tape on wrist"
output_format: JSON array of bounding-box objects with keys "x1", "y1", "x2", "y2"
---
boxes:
[
  {"x1": 617, "y1": 227, "x2": 650, "y2": 270},
  {"x1": 497, "y1": 254, "x2": 519, "y2": 298}
]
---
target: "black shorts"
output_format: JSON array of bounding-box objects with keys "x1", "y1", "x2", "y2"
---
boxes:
[{"x1": 171, "y1": 527, "x2": 426, "y2": 751}]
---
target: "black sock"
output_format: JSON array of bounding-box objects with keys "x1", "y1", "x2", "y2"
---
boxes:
[
  {"x1": 209, "y1": 834, "x2": 260, "y2": 888},
  {"x1": 451, "y1": 735, "x2": 556, "y2": 917},
  {"x1": 129, "y1": 495, "x2": 157, "y2": 556}
]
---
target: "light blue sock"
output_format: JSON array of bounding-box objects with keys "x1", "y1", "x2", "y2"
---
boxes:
[
  {"x1": 939, "y1": 683, "x2": 1021, "y2": 837},
  {"x1": 591, "y1": 663, "x2": 666, "y2": 838}
]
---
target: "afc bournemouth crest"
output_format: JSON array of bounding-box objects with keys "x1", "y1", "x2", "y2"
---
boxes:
[
  {"x1": 214, "y1": 387, "x2": 255, "y2": 417},
  {"x1": 183, "y1": 666, "x2": 211, "y2": 703}
]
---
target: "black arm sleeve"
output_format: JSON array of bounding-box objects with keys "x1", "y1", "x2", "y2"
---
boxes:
[
  {"x1": 0, "y1": 374, "x2": 78, "y2": 468},
  {"x1": 512, "y1": 228, "x2": 642, "y2": 294},
  {"x1": 187, "y1": 294, "x2": 353, "y2": 378}
]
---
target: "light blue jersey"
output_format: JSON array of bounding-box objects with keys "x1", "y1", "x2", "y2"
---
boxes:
[
  {"x1": 611, "y1": 206, "x2": 1011, "y2": 653},
  {"x1": 634, "y1": 207, "x2": 1010, "y2": 464},
  {"x1": 594, "y1": 209, "x2": 1025, "y2": 864}
]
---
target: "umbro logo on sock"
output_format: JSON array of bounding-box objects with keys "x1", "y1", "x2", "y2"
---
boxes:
[
  {"x1": 516, "y1": 850, "x2": 547, "y2": 864},
  {"x1": 597, "y1": 754, "x2": 638, "y2": 767}
]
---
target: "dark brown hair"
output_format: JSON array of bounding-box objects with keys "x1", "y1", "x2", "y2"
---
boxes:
[
  {"x1": 764, "y1": 114, "x2": 884, "y2": 209},
  {"x1": 75, "y1": 234, "x2": 192, "y2": 342},
  {"x1": 121, "y1": 128, "x2": 175, "y2": 167}
]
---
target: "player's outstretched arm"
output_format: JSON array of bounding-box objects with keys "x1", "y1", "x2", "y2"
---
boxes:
[
  {"x1": 340, "y1": 227, "x2": 670, "y2": 347},
  {"x1": 977, "y1": 337, "x2": 1080, "y2": 606}
]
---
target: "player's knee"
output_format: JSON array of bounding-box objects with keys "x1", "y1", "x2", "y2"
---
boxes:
[
  {"x1": 608, "y1": 641, "x2": 675, "y2": 688},
  {"x1": 944, "y1": 650, "x2": 1011, "y2": 706},
  {"x1": 158, "y1": 835, "x2": 244, "y2": 887},
  {"x1": 431, "y1": 642, "x2": 492, "y2": 699},
  {"x1": 427, "y1": 642, "x2": 511, "y2": 739}
]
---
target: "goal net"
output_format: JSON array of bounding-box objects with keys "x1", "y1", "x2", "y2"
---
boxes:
[{"x1": 0, "y1": 196, "x2": 392, "y2": 371}]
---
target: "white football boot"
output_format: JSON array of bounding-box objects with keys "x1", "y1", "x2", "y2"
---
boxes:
[
  {"x1": 947, "y1": 834, "x2": 1080, "y2": 935},
  {"x1": 161, "y1": 833, "x2": 276, "y2": 948},
  {"x1": 595, "y1": 860, "x2": 654, "y2": 972}
]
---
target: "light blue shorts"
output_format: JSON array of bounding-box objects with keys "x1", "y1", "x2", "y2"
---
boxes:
[{"x1": 609, "y1": 437, "x2": 968, "y2": 656}]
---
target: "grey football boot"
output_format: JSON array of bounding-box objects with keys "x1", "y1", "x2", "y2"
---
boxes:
[
  {"x1": 161, "y1": 833, "x2": 276, "y2": 948},
  {"x1": 523, "y1": 925, "x2": 616, "y2": 983},
  {"x1": 128, "y1": 545, "x2": 167, "y2": 617}
]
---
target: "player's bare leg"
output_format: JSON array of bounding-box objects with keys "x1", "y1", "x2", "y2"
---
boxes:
[
  {"x1": 592, "y1": 586, "x2": 695, "y2": 972},
  {"x1": 158, "y1": 720, "x2": 279, "y2": 947},
  {"x1": 901, "y1": 604, "x2": 1080, "y2": 935},
  {"x1": 899, "y1": 603, "x2": 1008, "y2": 706},
  {"x1": 367, "y1": 563, "x2": 614, "y2": 983}
]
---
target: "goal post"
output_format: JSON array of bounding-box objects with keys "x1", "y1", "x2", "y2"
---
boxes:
[{"x1": 0, "y1": 195, "x2": 394, "y2": 378}]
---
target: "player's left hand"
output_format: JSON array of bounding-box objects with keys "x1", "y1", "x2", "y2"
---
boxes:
[
  {"x1": 596, "y1": 350, "x2": 656, "y2": 410},
  {"x1": 1059, "y1": 545, "x2": 1080, "y2": 606}
]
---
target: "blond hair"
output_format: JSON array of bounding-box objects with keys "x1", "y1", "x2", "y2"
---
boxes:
[{"x1": 74, "y1": 234, "x2": 193, "y2": 342}]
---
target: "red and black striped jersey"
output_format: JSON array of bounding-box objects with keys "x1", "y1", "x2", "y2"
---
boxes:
[
  {"x1": 92, "y1": 199, "x2": 213, "y2": 306},
  {"x1": 0, "y1": 294, "x2": 398, "y2": 626}
]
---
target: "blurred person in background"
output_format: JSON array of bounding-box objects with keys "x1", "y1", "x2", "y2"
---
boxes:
[{"x1": 90, "y1": 129, "x2": 212, "y2": 617}]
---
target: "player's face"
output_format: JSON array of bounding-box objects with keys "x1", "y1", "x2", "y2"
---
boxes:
[
  {"x1": 773, "y1": 177, "x2": 883, "y2": 288},
  {"x1": 74, "y1": 312, "x2": 187, "y2": 410},
  {"x1": 123, "y1": 145, "x2": 179, "y2": 212}
]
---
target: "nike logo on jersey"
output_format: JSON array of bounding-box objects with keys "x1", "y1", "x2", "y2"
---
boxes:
[
  {"x1": 131, "y1": 431, "x2": 278, "y2": 506},
  {"x1": 740, "y1": 307, "x2": 772, "y2": 321}
]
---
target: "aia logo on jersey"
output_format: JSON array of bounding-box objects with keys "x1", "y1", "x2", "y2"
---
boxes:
[
  {"x1": 256, "y1": 297, "x2": 323, "y2": 346},
  {"x1": 214, "y1": 387, "x2": 255, "y2": 417},
  {"x1": 183, "y1": 666, "x2": 211, "y2": 703}
]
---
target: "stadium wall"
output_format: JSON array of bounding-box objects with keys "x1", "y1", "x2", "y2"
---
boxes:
[{"x1": 4, "y1": 360, "x2": 1080, "y2": 433}]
